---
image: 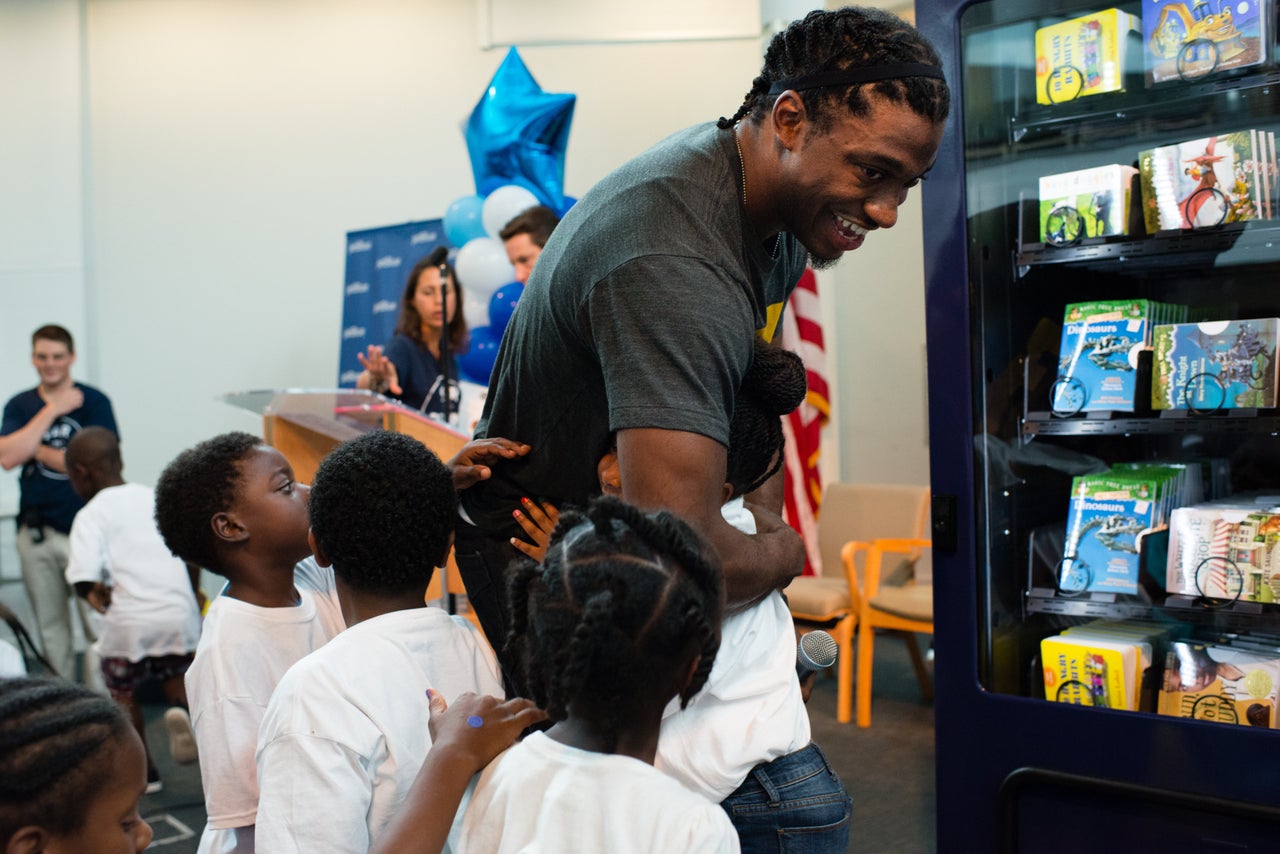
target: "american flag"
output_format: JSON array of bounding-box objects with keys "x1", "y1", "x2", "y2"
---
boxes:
[{"x1": 778, "y1": 269, "x2": 830, "y2": 576}]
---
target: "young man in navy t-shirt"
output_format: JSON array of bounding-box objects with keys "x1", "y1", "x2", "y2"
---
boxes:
[{"x1": 0, "y1": 324, "x2": 117, "y2": 681}]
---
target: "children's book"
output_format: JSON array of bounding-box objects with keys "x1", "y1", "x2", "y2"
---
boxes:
[
  {"x1": 1063, "y1": 475, "x2": 1160, "y2": 594},
  {"x1": 1043, "y1": 629, "x2": 1151, "y2": 710},
  {"x1": 1035, "y1": 8, "x2": 1141, "y2": 104},
  {"x1": 1055, "y1": 300, "x2": 1183, "y2": 413},
  {"x1": 1039, "y1": 164, "x2": 1138, "y2": 244},
  {"x1": 1158, "y1": 642, "x2": 1280, "y2": 727},
  {"x1": 1143, "y1": 0, "x2": 1271, "y2": 85},
  {"x1": 1151, "y1": 318, "x2": 1280, "y2": 410},
  {"x1": 1168, "y1": 502, "x2": 1280, "y2": 600},
  {"x1": 1139, "y1": 131, "x2": 1264, "y2": 232}
]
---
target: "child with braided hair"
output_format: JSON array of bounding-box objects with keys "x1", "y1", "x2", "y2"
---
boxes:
[
  {"x1": 512, "y1": 338, "x2": 852, "y2": 851},
  {"x1": 458, "y1": 496, "x2": 740, "y2": 853},
  {"x1": 1, "y1": 676, "x2": 154, "y2": 852}
]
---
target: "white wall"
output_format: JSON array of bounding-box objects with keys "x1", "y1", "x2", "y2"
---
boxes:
[{"x1": 3, "y1": 0, "x2": 934, "y2": 506}]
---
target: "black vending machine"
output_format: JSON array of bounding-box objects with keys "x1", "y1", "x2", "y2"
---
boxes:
[{"x1": 917, "y1": 0, "x2": 1280, "y2": 849}]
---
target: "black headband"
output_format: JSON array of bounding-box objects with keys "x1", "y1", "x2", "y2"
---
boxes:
[{"x1": 767, "y1": 63, "x2": 945, "y2": 96}]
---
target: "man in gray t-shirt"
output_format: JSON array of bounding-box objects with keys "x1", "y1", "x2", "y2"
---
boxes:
[{"x1": 457, "y1": 8, "x2": 950, "y2": 671}]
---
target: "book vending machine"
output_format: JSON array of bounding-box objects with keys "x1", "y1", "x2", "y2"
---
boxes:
[{"x1": 916, "y1": 0, "x2": 1280, "y2": 849}]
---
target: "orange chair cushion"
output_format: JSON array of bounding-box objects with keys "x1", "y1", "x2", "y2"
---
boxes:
[{"x1": 784, "y1": 576, "x2": 851, "y2": 617}]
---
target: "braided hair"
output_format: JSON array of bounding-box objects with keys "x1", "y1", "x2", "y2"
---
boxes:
[
  {"x1": 725, "y1": 339, "x2": 808, "y2": 498},
  {"x1": 504, "y1": 497, "x2": 723, "y2": 752},
  {"x1": 0, "y1": 677, "x2": 131, "y2": 843},
  {"x1": 718, "y1": 7, "x2": 950, "y2": 132},
  {"x1": 154, "y1": 431, "x2": 262, "y2": 574}
]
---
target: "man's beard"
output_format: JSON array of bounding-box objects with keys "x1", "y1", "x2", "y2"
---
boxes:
[{"x1": 805, "y1": 251, "x2": 840, "y2": 271}]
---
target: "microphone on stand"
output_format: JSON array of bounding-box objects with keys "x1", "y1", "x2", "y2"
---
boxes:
[
  {"x1": 796, "y1": 630, "x2": 838, "y2": 680},
  {"x1": 438, "y1": 261, "x2": 453, "y2": 423}
]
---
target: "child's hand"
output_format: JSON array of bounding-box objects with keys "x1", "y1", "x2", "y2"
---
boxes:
[
  {"x1": 86, "y1": 582, "x2": 113, "y2": 614},
  {"x1": 510, "y1": 498, "x2": 559, "y2": 562},
  {"x1": 426, "y1": 690, "x2": 547, "y2": 773},
  {"x1": 447, "y1": 438, "x2": 531, "y2": 490}
]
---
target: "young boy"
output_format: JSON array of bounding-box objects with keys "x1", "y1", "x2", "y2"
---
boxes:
[
  {"x1": 63, "y1": 427, "x2": 203, "y2": 795},
  {"x1": 154, "y1": 431, "x2": 346, "y2": 854},
  {"x1": 254, "y1": 430, "x2": 503, "y2": 853}
]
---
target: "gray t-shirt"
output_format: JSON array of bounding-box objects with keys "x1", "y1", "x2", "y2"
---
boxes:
[{"x1": 464, "y1": 122, "x2": 806, "y2": 535}]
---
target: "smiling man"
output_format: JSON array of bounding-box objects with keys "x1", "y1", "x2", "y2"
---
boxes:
[
  {"x1": 456, "y1": 7, "x2": 950, "y2": 675},
  {"x1": 0, "y1": 325, "x2": 117, "y2": 682}
]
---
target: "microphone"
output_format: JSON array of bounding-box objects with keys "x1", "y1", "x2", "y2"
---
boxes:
[{"x1": 796, "y1": 630, "x2": 838, "y2": 679}]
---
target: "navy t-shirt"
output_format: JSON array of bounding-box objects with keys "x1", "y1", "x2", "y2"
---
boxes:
[
  {"x1": 1, "y1": 383, "x2": 118, "y2": 533},
  {"x1": 382, "y1": 332, "x2": 460, "y2": 417}
]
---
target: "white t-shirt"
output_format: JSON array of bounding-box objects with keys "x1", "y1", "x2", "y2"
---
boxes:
[
  {"x1": 186, "y1": 558, "x2": 344, "y2": 849},
  {"x1": 655, "y1": 498, "x2": 810, "y2": 800},
  {"x1": 64, "y1": 483, "x2": 201, "y2": 661},
  {"x1": 254, "y1": 606, "x2": 503, "y2": 854},
  {"x1": 459, "y1": 731, "x2": 740, "y2": 854}
]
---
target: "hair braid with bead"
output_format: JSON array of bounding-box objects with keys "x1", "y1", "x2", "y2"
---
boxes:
[
  {"x1": 504, "y1": 496, "x2": 723, "y2": 751},
  {"x1": 718, "y1": 6, "x2": 950, "y2": 132}
]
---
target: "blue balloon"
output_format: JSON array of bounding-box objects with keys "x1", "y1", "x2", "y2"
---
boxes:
[
  {"x1": 465, "y1": 48, "x2": 576, "y2": 210},
  {"x1": 444, "y1": 195, "x2": 487, "y2": 247},
  {"x1": 487, "y1": 282, "x2": 523, "y2": 332},
  {"x1": 459, "y1": 325, "x2": 502, "y2": 385}
]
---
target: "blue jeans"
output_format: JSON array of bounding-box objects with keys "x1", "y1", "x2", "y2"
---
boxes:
[{"x1": 722, "y1": 742, "x2": 852, "y2": 853}]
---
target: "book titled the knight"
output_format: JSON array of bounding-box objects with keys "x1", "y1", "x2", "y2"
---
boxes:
[
  {"x1": 1151, "y1": 318, "x2": 1280, "y2": 410},
  {"x1": 1143, "y1": 0, "x2": 1271, "y2": 85},
  {"x1": 1035, "y1": 9, "x2": 1141, "y2": 104}
]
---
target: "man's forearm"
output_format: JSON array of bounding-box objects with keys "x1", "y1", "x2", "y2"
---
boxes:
[
  {"x1": 704, "y1": 509, "x2": 804, "y2": 611},
  {"x1": 0, "y1": 408, "x2": 58, "y2": 470}
]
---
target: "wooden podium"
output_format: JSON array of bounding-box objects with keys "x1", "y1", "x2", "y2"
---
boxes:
[{"x1": 221, "y1": 389, "x2": 474, "y2": 609}]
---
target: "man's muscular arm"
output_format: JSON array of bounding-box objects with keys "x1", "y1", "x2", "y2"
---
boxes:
[
  {"x1": 616, "y1": 427, "x2": 803, "y2": 611},
  {"x1": 0, "y1": 386, "x2": 83, "y2": 471}
]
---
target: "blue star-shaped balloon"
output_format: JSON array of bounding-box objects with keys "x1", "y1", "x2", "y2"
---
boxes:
[{"x1": 465, "y1": 48, "x2": 576, "y2": 209}]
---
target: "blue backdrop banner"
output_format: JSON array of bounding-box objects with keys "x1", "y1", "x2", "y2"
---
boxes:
[{"x1": 338, "y1": 219, "x2": 448, "y2": 387}]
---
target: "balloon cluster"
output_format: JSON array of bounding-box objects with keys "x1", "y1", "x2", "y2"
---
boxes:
[
  {"x1": 443, "y1": 48, "x2": 578, "y2": 385},
  {"x1": 443, "y1": 186, "x2": 539, "y2": 384}
]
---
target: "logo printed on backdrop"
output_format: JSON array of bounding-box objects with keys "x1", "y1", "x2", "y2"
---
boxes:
[
  {"x1": 375, "y1": 256, "x2": 402, "y2": 270},
  {"x1": 372, "y1": 300, "x2": 397, "y2": 314},
  {"x1": 339, "y1": 370, "x2": 362, "y2": 385},
  {"x1": 346, "y1": 281, "x2": 370, "y2": 296},
  {"x1": 410, "y1": 230, "x2": 439, "y2": 244},
  {"x1": 342, "y1": 326, "x2": 367, "y2": 340},
  {"x1": 348, "y1": 239, "x2": 373, "y2": 253}
]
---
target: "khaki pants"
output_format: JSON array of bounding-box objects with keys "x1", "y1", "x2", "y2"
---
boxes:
[{"x1": 15, "y1": 526, "x2": 97, "y2": 681}]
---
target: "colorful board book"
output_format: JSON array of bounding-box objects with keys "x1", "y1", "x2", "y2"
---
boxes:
[
  {"x1": 1151, "y1": 318, "x2": 1280, "y2": 410},
  {"x1": 1158, "y1": 642, "x2": 1280, "y2": 727},
  {"x1": 1035, "y1": 9, "x2": 1141, "y2": 104},
  {"x1": 1042, "y1": 621, "x2": 1162, "y2": 710},
  {"x1": 1039, "y1": 164, "x2": 1138, "y2": 244},
  {"x1": 1138, "y1": 130, "x2": 1276, "y2": 233},
  {"x1": 1143, "y1": 0, "x2": 1271, "y2": 85}
]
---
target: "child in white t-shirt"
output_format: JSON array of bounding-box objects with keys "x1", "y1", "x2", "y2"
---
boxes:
[
  {"x1": 154, "y1": 431, "x2": 346, "y2": 854},
  {"x1": 63, "y1": 426, "x2": 202, "y2": 795},
  {"x1": 459, "y1": 496, "x2": 739, "y2": 854},
  {"x1": 255, "y1": 430, "x2": 504, "y2": 854},
  {"x1": 512, "y1": 341, "x2": 852, "y2": 851}
]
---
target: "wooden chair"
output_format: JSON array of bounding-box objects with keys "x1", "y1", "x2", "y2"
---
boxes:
[
  {"x1": 784, "y1": 483, "x2": 930, "y2": 723},
  {"x1": 851, "y1": 537, "x2": 934, "y2": 728}
]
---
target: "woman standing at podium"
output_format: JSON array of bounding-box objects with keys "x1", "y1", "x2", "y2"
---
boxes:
[{"x1": 356, "y1": 246, "x2": 468, "y2": 418}]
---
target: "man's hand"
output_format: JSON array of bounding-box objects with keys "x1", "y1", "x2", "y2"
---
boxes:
[
  {"x1": 510, "y1": 498, "x2": 559, "y2": 562},
  {"x1": 357, "y1": 345, "x2": 402, "y2": 396},
  {"x1": 43, "y1": 384, "x2": 84, "y2": 417},
  {"x1": 447, "y1": 437, "x2": 531, "y2": 490}
]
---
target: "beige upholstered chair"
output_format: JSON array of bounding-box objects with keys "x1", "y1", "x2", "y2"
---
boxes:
[
  {"x1": 852, "y1": 537, "x2": 933, "y2": 728},
  {"x1": 784, "y1": 483, "x2": 931, "y2": 723}
]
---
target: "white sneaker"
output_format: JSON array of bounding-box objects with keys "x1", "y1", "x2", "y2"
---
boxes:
[{"x1": 164, "y1": 706, "x2": 198, "y2": 764}]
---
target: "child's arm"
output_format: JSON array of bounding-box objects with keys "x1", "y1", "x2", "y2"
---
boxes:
[
  {"x1": 447, "y1": 437, "x2": 531, "y2": 490},
  {"x1": 369, "y1": 691, "x2": 547, "y2": 854},
  {"x1": 510, "y1": 498, "x2": 560, "y2": 562}
]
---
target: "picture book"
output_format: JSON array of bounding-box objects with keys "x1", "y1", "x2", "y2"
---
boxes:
[
  {"x1": 1158, "y1": 642, "x2": 1280, "y2": 727},
  {"x1": 1167, "y1": 501, "x2": 1280, "y2": 600},
  {"x1": 1143, "y1": 0, "x2": 1271, "y2": 85},
  {"x1": 1139, "y1": 131, "x2": 1265, "y2": 232},
  {"x1": 1039, "y1": 164, "x2": 1138, "y2": 244},
  {"x1": 1063, "y1": 474, "x2": 1162, "y2": 594},
  {"x1": 1035, "y1": 8, "x2": 1141, "y2": 104},
  {"x1": 1042, "y1": 633, "x2": 1139, "y2": 709},
  {"x1": 1151, "y1": 318, "x2": 1280, "y2": 410},
  {"x1": 1054, "y1": 300, "x2": 1183, "y2": 413}
]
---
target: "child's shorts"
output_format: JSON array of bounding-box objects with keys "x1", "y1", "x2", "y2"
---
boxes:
[{"x1": 101, "y1": 653, "x2": 195, "y2": 701}]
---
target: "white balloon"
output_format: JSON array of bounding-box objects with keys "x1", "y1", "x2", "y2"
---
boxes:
[
  {"x1": 463, "y1": 292, "x2": 490, "y2": 328},
  {"x1": 482, "y1": 185, "x2": 540, "y2": 237},
  {"x1": 455, "y1": 237, "x2": 515, "y2": 300}
]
